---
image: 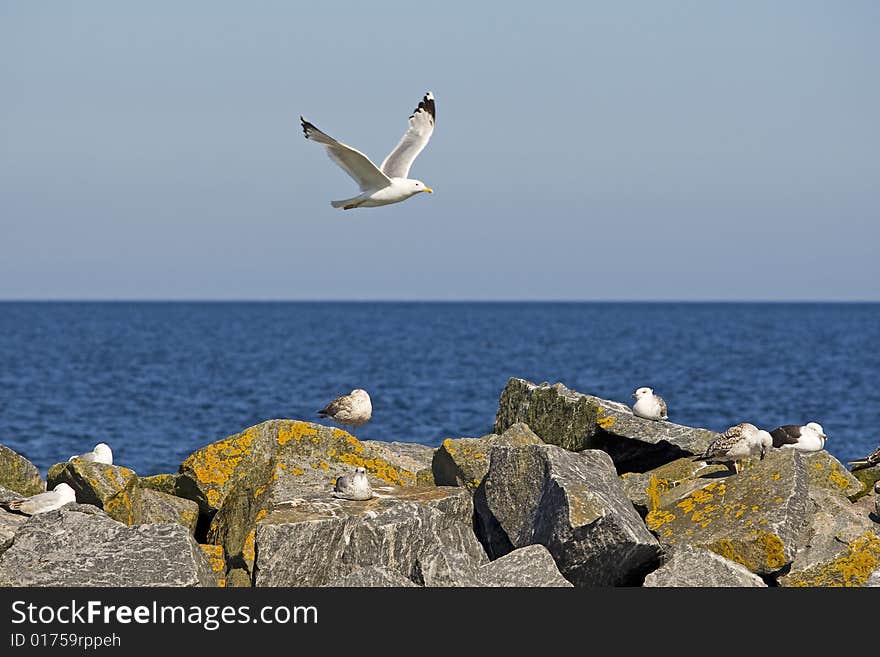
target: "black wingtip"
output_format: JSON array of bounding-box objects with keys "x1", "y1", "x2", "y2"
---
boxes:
[
  {"x1": 410, "y1": 91, "x2": 435, "y2": 122},
  {"x1": 300, "y1": 116, "x2": 315, "y2": 139}
]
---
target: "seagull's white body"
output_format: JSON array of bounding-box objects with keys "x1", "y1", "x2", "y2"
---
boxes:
[
  {"x1": 333, "y1": 467, "x2": 373, "y2": 501},
  {"x1": 69, "y1": 442, "x2": 113, "y2": 465},
  {"x1": 771, "y1": 422, "x2": 827, "y2": 453},
  {"x1": 318, "y1": 388, "x2": 372, "y2": 430},
  {"x1": 301, "y1": 92, "x2": 436, "y2": 209},
  {"x1": 631, "y1": 387, "x2": 668, "y2": 421},
  {"x1": 1, "y1": 483, "x2": 76, "y2": 515},
  {"x1": 699, "y1": 423, "x2": 769, "y2": 473}
]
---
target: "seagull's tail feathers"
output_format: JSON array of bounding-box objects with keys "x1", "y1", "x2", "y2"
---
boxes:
[
  {"x1": 331, "y1": 195, "x2": 363, "y2": 210},
  {"x1": 848, "y1": 459, "x2": 870, "y2": 471}
]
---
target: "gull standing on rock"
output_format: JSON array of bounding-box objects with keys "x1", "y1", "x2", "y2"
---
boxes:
[
  {"x1": 631, "y1": 387, "x2": 668, "y2": 421},
  {"x1": 770, "y1": 422, "x2": 827, "y2": 453},
  {"x1": 68, "y1": 442, "x2": 113, "y2": 465},
  {"x1": 847, "y1": 445, "x2": 880, "y2": 472},
  {"x1": 1, "y1": 483, "x2": 77, "y2": 515},
  {"x1": 696, "y1": 423, "x2": 769, "y2": 474},
  {"x1": 317, "y1": 389, "x2": 372, "y2": 433},
  {"x1": 333, "y1": 467, "x2": 373, "y2": 501}
]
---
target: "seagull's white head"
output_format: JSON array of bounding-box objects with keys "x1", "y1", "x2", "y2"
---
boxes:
[
  {"x1": 407, "y1": 179, "x2": 433, "y2": 195},
  {"x1": 355, "y1": 467, "x2": 367, "y2": 474},
  {"x1": 632, "y1": 387, "x2": 653, "y2": 399},
  {"x1": 53, "y1": 483, "x2": 76, "y2": 503},
  {"x1": 93, "y1": 443, "x2": 113, "y2": 462},
  {"x1": 350, "y1": 389, "x2": 370, "y2": 400},
  {"x1": 806, "y1": 422, "x2": 826, "y2": 439}
]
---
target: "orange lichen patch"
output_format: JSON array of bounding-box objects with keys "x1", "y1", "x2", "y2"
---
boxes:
[
  {"x1": 691, "y1": 504, "x2": 717, "y2": 527},
  {"x1": 757, "y1": 532, "x2": 786, "y2": 570},
  {"x1": 277, "y1": 421, "x2": 318, "y2": 446},
  {"x1": 676, "y1": 483, "x2": 717, "y2": 514},
  {"x1": 645, "y1": 476, "x2": 669, "y2": 512},
  {"x1": 344, "y1": 434, "x2": 364, "y2": 454},
  {"x1": 442, "y1": 438, "x2": 456, "y2": 456},
  {"x1": 338, "y1": 453, "x2": 415, "y2": 486},
  {"x1": 646, "y1": 509, "x2": 676, "y2": 531},
  {"x1": 827, "y1": 467, "x2": 852, "y2": 490},
  {"x1": 775, "y1": 497, "x2": 783, "y2": 504},
  {"x1": 596, "y1": 416, "x2": 616, "y2": 429},
  {"x1": 787, "y1": 533, "x2": 880, "y2": 587},
  {"x1": 242, "y1": 529, "x2": 256, "y2": 565},
  {"x1": 104, "y1": 490, "x2": 136, "y2": 525},
  {"x1": 182, "y1": 427, "x2": 261, "y2": 503},
  {"x1": 255, "y1": 508, "x2": 268, "y2": 522},
  {"x1": 290, "y1": 466, "x2": 305, "y2": 476},
  {"x1": 253, "y1": 485, "x2": 266, "y2": 500},
  {"x1": 772, "y1": 473, "x2": 781, "y2": 480}
]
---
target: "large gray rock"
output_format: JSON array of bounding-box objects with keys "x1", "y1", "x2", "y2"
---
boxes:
[
  {"x1": 777, "y1": 489, "x2": 880, "y2": 587},
  {"x1": 802, "y1": 451, "x2": 863, "y2": 498},
  {"x1": 620, "y1": 457, "x2": 729, "y2": 516},
  {"x1": 0, "y1": 507, "x2": 26, "y2": 555},
  {"x1": 643, "y1": 545, "x2": 767, "y2": 587},
  {"x1": 0, "y1": 444, "x2": 44, "y2": 496},
  {"x1": 474, "y1": 444, "x2": 661, "y2": 586},
  {"x1": 644, "y1": 449, "x2": 810, "y2": 576},
  {"x1": 432, "y1": 423, "x2": 544, "y2": 489},
  {"x1": 324, "y1": 566, "x2": 420, "y2": 587},
  {"x1": 479, "y1": 545, "x2": 572, "y2": 587},
  {"x1": 412, "y1": 546, "x2": 486, "y2": 587},
  {"x1": 253, "y1": 486, "x2": 487, "y2": 587},
  {"x1": 139, "y1": 488, "x2": 200, "y2": 535},
  {"x1": 360, "y1": 440, "x2": 436, "y2": 486},
  {"x1": 866, "y1": 568, "x2": 880, "y2": 587},
  {"x1": 494, "y1": 378, "x2": 717, "y2": 472},
  {"x1": 0, "y1": 504, "x2": 217, "y2": 586},
  {"x1": 47, "y1": 460, "x2": 143, "y2": 525}
]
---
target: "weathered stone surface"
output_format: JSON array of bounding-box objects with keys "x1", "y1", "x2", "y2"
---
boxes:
[
  {"x1": 139, "y1": 489, "x2": 200, "y2": 534},
  {"x1": 643, "y1": 544, "x2": 767, "y2": 587},
  {"x1": 324, "y1": 566, "x2": 419, "y2": 587},
  {"x1": 0, "y1": 505, "x2": 216, "y2": 586},
  {"x1": 360, "y1": 440, "x2": 436, "y2": 486},
  {"x1": 140, "y1": 473, "x2": 180, "y2": 496},
  {"x1": 644, "y1": 449, "x2": 810, "y2": 576},
  {"x1": 412, "y1": 546, "x2": 486, "y2": 587},
  {"x1": 200, "y1": 544, "x2": 227, "y2": 587},
  {"x1": 851, "y1": 465, "x2": 880, "y2": 501},
  {"x1": 203, "y1": 422, "x2": 434, "y2": 583},
  {"x1": 48, "y1": 460, "x2": 143, "y2": 525},
  {"x1": 620, "y1": 457, "x2": 729, "y2": 516},
  {"x1": 474, "y1": 444, "x2": 661, "y2": 586},
  {"x1": 253, "y1": 486, "x2": 487, "y2": 587},
  {"x1": 777, "y1": 488, "x2": 880, "y2": 587},
  {"x1": 0, "y1": 507, "x2": 26, "y2": 555},
  {"x1": 177, "y1": 420, "x2": 427, "y2": 517},
  {"x1": 802, "y1": 451, "x2": 863, "y2": 498},
  {"x1": 432, "y1": 423, "x2": 544, "y2": 489},
  {"x1": 494, "y1": 378, "x2": 717, "y2": 472},
  {"x1": 226, "y1": 568, "x2": 252, "y2": 588},
  {"x1": 479, "y1": 545, "x2": 572, "y2": 587},
  {"x1": 865, "y1": 567, "x2": 880, "y2": 587},
  {"x1": 0, "y1": 444, "x2": 43, "y2": 496}
]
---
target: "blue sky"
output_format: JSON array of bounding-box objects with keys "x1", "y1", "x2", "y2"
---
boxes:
[{"x1": 1, "y1": 2, "x2": 878, "y2": 300}]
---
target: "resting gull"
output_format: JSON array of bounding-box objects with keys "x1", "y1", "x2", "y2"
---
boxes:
[
  {"x1": 68, "y1": 442, "x2": 113, "y2": 465},
  {"x1": 333, "y1": 467, "x2": 374, "y2": 501},
  {"x1": 301, "y1": 91, "x2": 435, "y2": 209},
  {"x1": 696, "y1": 423, "x2": 771, "y2": 474},
  {"x1": 318, "y1": 388, "x2": 372, "y2": 433},
  {"x1": 631, "y1": 387, "x2": 668, "y2": 421},
  {"x1": 1, "y1": 483, "x2": 77, "y2": 515},
  {"x1": 770, "y1": 422, "x2": 827, "y2": 453}
]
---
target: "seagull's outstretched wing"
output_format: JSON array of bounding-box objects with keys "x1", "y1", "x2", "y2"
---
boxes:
[
  {"x1": 380, "y1": 92, "x2": 435, "y2": 179},
  {"x1": 301, "y1": 117, "x2": 391, "y2": 191}
]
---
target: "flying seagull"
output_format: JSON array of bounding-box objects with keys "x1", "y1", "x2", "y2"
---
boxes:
[{"x1": 301, "y1": 91, "x2": 435, "y2": 209}]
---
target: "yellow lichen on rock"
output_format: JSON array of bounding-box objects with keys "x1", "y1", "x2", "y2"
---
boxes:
[
  {"x1": 277, "y1": 421, "x2": 318, "y2": 446},
  {"x1": 200, "y1": 544, "x2": 227, "y2": 587},
  {"x1": 757, "y1": 532, "x2": 786, "y2": 570},
  {"x1": 646, "y1": 509, "x2": 676, "y2": 531},
  {"x1": 787, "y1": 533, "x2": 880, "y2": 587}
]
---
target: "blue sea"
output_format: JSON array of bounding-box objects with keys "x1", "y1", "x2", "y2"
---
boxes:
[{"x1": 0, "y1": 302, "x2": 877, "y2": 478}]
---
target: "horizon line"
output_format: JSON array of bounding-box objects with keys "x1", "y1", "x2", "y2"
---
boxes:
[{"x1": 1, "y1": 298, "x2": 878, "y2": 304}]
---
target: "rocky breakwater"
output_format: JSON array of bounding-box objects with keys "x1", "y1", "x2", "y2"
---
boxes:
[{"x1": 0, "y1": 376, "x2": 877, "y2": 586}]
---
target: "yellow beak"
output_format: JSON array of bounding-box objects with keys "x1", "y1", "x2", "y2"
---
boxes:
[{"x1": 424, "y1": 187, "x2": 433, "y2": 194}]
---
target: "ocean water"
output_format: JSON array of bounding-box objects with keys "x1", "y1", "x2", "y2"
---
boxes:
[{"x1": 0, "y1": 302, "x2": 877, "y2": 478}]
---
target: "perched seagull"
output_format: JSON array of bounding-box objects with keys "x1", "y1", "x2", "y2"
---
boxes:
[
  {"x1": 317, "y1": 388, "x2": 373, "y2": 432},
  {"x1": 696, "y1": 423, "x2": 769, "y2": 474},
  {"x1": 1, "y1": 483, "x2": 76, "y2": 515},
  {"x1": 301, "y1": 91, "x2": 435, "y2": 209},
  {"x1": 68, "y1": 442, "x2": 113, "y2": 465},
  {"x1": 631, "y1": 387, "x2": 668, "y2": 421},
  {"x1": 332, "y1": 466, "x2": 374, "y2": 501},
  {"x1": 770, "y1": 422, "x2": 827, "y2": 453},
  {"x1": 848, "y1": 445, "x2": 880, "y2": 472}
]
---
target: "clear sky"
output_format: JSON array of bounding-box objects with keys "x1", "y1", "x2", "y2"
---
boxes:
[{"x1": 1, "y1": 2, "x2": 878, "y2": 300}]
